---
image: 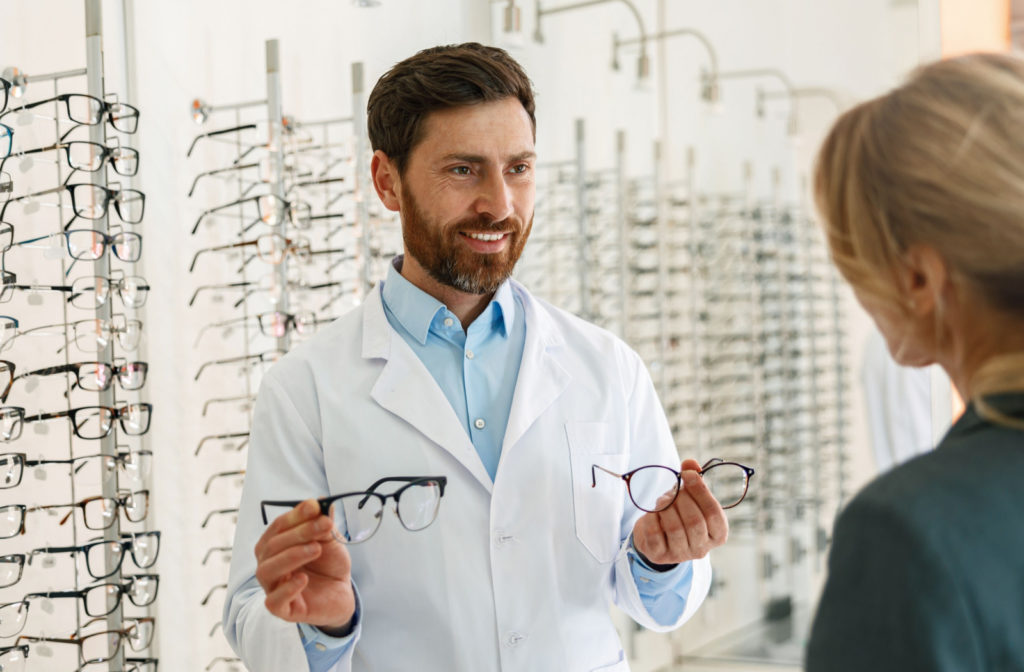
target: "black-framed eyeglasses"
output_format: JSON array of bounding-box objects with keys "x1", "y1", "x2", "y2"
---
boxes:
[
  {"x1": 0, "y1": 140, "x2": 138, "y2": 178},
  {"x1": 7, "y1": 360, "x2": 147, "y2": 401},
  {"x1": 13, "y1": 603, "x2": 155, "y2": 659},
  {"x1": 194, "y1": 350, "x2": 284, "y2": 382},
  {"x1": 1, "y1": 183, "x2": 145, "y2": 227},
  {"x1": 1, "y1": 93, "x2": 139, "y2": 138},
  {"x1": 190, "y1": 194, "x2": 312, "y2": 235},
  {"x1": 12, "y1": 228, "x2": 142, "y2": 265},
  {"x1": 260, "y1": 476, "x2": 449, "y2": 544},
  {"x1": 0, "y1": 490, "x2": 149, "y2": 537},
  {"x1": 0, "y1": 274, "x2": 149, "y2": 309},
  {"x1": 1, "y1": 449, "x2": 151, "y2": 490},
  {"x1": 591, "y1": 458, "x2": 755, "y2": 512},
  {"x1": 27, "y1": 531, "x2": 160, "y2": 580},
  {"x1": 23, "y1": 402, "x2": 151, "y2": 440},
  {"x1": 0, "y1": 644, "x2": 27, "y2": 672}
]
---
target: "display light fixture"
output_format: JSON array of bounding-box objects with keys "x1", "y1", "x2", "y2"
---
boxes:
[
  {"x1": 613, "y1": 27, "x2": 718, "y2": 103},
  {"x1": 534, "y1": 0, "x2": 650, "y2": 84},
  {"x1": 1, "y1": 68, "x2": 27, "y2": 99}
]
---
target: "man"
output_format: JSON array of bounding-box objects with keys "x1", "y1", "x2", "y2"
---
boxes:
[{"x1": 224, "y1": 43, "x2": 728, "y2": 672}]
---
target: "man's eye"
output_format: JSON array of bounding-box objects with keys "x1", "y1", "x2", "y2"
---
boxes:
[
  {"x1": 509, "y1": 164, "x2": 529, "y2": 174},
  {"x1": 452, "y1": 166, "x2": 471, "y2": 176}
]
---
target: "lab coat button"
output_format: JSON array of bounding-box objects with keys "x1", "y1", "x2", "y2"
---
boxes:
[
  {"x1": 504, "y1": 632, "x2": 525, "y2": 647},
  {"x1": 474, "y1": 418, "x2": 486, "y2": 429},
  {"x1": 495, "y1": 531, "x2": 514, "y2": 545}
]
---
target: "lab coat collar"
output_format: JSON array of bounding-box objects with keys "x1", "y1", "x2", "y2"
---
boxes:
[{"x1": 500, "y1": 280, "x2": 570, "y2": 453}]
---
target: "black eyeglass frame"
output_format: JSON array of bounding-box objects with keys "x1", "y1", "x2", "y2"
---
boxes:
[{"x1": 260, "y1": 475, "x2": 449, "y2": 543}]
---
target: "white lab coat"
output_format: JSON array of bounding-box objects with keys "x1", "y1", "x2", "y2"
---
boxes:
[{"x1": 224, "y1": 280, "x2": 712, "y2": 672}]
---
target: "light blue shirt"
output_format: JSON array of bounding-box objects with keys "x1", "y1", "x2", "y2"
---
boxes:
[{"x1": 302, "y1": 257, "x2": 693, "y2": 667}]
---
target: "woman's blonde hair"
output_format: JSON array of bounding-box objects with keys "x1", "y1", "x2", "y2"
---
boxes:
[{"x1": 814, "y1": 52, "x2": 1024, "y2": 428}]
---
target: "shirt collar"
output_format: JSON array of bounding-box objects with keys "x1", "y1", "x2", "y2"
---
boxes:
[{"x1": 381, "y1": 256, "x2": 516, "y2": 344}]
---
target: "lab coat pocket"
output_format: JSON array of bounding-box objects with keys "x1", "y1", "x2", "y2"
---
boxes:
[{"x1": 566, "y1": 421, "x2": 627, "y2": 564}]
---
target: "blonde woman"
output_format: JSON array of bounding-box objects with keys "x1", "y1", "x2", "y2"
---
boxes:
[{"x1": 806, "y1": 53, "x2": 1024, "y2": 670}]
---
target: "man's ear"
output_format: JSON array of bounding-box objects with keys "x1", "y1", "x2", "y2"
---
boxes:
[{"x1": 371, "y1": 150, "x2": 401, "y2": 212}]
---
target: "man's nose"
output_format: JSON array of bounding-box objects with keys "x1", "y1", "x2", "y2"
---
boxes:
[{"x1": 474, "y1": 172, "x2": 514, "y2": 223}]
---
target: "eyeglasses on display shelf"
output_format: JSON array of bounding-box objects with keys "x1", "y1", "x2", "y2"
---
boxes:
[
  {"x1": 0, "y1": 274, "x2": 149, "y2": 309},
  {"x1": 1, "y1": 182, "x2": 145, "y2": 227},
  {"x1": 0, "y1": 449, "x2": 151, "y2": 489},
  {"x1": 0, "y1": 139, "x2": 139, "y2": 179},
  {"x1": 3, "y1": 315, "x2": 142, "y2": 353},
  {"x1": 0, "y1": 490, "x2": 149, "y2": 537},
  {"x1": 0, "y1": 92, "x2": 139, "y2": 138},
  {"x1": 260, "y1": 476, "x2": 449, "y2": 544}
]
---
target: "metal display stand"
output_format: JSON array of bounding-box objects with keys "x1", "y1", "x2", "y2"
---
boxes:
[{"x1": 0, "y1": 1, "x2": 156, "y2": 670}]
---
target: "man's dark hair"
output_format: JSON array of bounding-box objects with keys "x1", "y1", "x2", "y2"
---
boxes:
[{"x1": 367, "y1": 42, "x2": 536, "y2": 175}]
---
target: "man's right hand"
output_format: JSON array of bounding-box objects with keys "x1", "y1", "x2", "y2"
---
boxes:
[{"x1": 254, "y1": 498, "x2": 356, "y2": 634}]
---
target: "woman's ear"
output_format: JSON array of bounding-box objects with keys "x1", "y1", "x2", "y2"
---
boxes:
[
  {"x1": 899, "y1": 244, "x2": 949, "y2": 316},
  {"x1": 370, "y1": 150, "x2": 401, "y2": 212}
]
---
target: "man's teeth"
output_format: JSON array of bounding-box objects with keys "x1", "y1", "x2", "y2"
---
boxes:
[{"x1": 466, "y1": 232, "x2": 506, "y2": 241}]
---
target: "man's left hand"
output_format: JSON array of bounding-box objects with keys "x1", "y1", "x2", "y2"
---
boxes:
[{"x1": 631, "y1": 458, "x2": 729, "y2": 565}]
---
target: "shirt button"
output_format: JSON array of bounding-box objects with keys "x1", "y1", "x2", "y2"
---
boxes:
[
  {"x1": 474, "y1": 418, "x2": 485, "y2": 430},
  {"x1": 505, "y1": 632, "x2": 525, "y2": 647},
  {"x1": 315, "y1": 643, "x2": 327, "y2": 652},
  {"x1": 466, "y1": 349, "x2": 474, "y2": 360},
  {"x1": 443, "y1": 318, "x2": 454, "y2": 327}
]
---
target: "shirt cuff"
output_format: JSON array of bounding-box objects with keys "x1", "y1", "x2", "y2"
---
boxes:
[{"x1": 297, "y1": 588, "x2": 361, "y2": 666}]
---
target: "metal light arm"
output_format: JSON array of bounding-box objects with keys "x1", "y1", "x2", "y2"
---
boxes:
[
  {"x1": 613, "y1": 27, "x2": 719, "y2": 101},
  {"x1": 712, "y1": 68, "x2": 800, "y2": 134},
  {"x1": 759, "y1": 86, "x2": 844, "y2": 113},
  {"x1": 535, "y1": 0, "x2": 649, "y2": 79}
]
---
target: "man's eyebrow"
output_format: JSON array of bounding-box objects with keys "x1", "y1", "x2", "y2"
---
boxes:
[{"x1": 440, "y1": 151, "x2": 537, "y2": 164}]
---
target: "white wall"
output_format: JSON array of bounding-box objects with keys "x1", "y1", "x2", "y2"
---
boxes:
[{"x1": 0, "y1": 1, "x2": 929, "y2": 670}]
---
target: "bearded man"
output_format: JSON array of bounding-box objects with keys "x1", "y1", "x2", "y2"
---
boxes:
[{"x1": 224, "y1": 43, "x2": 728, "y2": 672}]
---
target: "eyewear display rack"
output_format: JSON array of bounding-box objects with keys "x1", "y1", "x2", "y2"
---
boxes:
[
  {"x1": 185, "y1": 42, "x2": 400, "y2": 672},
  {"x1": 0, "y1": 1, "x2": 158, "y2": 671},
  {"x1": 520, "y1": 122, "x2": 851, "y2": 668}
]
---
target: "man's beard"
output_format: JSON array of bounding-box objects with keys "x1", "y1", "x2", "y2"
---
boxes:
[{"x1": 400, "y1": 187, "x2": 533, "y2": 295}]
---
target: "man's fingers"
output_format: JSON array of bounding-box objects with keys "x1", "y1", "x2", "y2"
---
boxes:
[
  {"x1": 653, "y1": 501, "x2": 692, "y2": 562},
  {"x1": 632, "y1": 511, "x2": 669, "y2": 559},
  {"x1": 683, "y1": 470, "x2": 729, "y2": 543},
  {"x1": 256, "y1": 542, "x2": 323, "y2": 593},
  {"x1": 258, "y1": 515, "x2": 335, "y2": 561},
  {"x1": 255, "y1": 499, "x2": 321, "y2": 557},
  {"x1": 264, "y1": 572, "x2": 309, "y2": 620}
]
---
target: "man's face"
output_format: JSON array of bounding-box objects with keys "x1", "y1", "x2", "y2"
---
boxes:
[{"x1": 395, "y1": 97, "x2": 536, "y2": 295}]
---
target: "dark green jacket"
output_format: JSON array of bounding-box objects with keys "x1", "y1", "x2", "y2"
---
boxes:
[{"x1": 806, "y1": 393, "x2": 1024, "y2": 671}]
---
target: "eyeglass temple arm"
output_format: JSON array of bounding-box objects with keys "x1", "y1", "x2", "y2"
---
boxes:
[
  {"x1": 188, "y1": 162, "x2": 260, "y2": 197},
  {"x1": 591, "y1": 463, "x2": 623, "y2": 487},
  {"x1": 186, "y1": 124, "x2": 258, "y2": 158},
  {"x1": 202, "y1": 508, "x2": 239, "y2": 529}
]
